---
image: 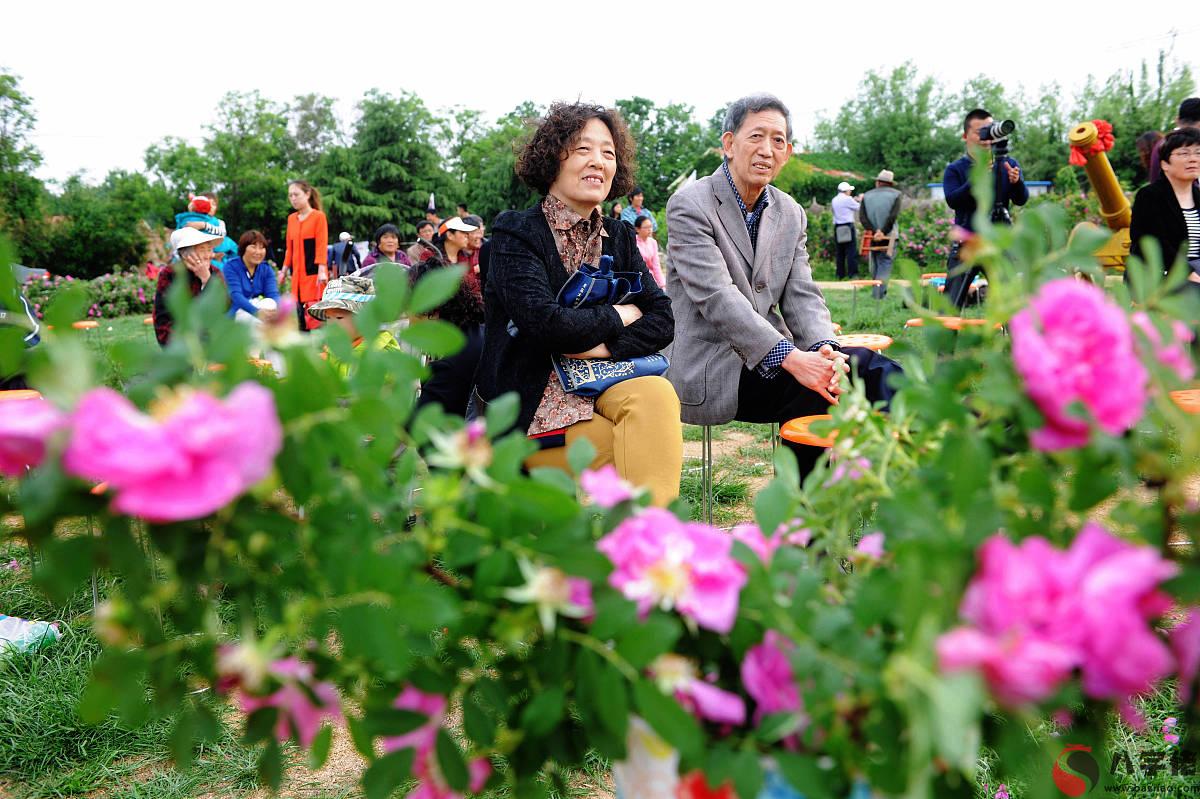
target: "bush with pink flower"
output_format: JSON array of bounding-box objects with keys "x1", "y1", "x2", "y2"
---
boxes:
[{"x1": 0, "y1": 199, "x2": 1197, "y2": 799}]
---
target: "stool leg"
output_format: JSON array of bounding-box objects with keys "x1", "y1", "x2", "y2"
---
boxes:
[
  {"x1": 702, "y1": 425, "x2": 714, "y2": 525},
  {"x1": 770, "y1": 423, "x2": 778, "y2": 477}
]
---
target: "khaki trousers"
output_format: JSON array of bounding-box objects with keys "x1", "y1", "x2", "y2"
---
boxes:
[{"x1": 525, "y1": 376, "x2": 682, "y2": 507}]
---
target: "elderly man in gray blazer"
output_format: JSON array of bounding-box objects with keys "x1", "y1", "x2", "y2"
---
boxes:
[{"x1": 666, "y1": 93, "x2": 901, "y2": 481}]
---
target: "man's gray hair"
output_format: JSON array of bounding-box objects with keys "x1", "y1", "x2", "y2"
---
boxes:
[{"x1": 722, "y1": 94, "x2": 793, "y2": 141}]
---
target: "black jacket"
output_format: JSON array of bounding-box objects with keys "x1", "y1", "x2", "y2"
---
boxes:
[
  {"x1": 476, "y1": 203, "x2": 674, "y2": 436},
  {"x1": 1130, "y1": 178, "x2": 1200, "y2": 273}
]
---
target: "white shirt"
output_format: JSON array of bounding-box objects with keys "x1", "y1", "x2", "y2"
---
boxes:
[{"x1": 832, "y1": 192, "x2": 860, "y2": 224}]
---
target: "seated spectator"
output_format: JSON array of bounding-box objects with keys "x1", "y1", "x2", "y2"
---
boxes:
[
  {"x1": 224, "y1": 230, "x2": 280, "y2": 323},
  {"x1": 407, "y1": 220, "x2": 436, "y2": 263},
  {"x1": 633, "y1": 214, "x2": 664, "y2": 287},
  {"x1": 361, "y1": 224, "x2": 413, "y2": 276},
  {"x1": 620, "y1": 186, "x2": 657, "y2": 231},
  {"x1": 609, "y1": 201, "x2": 624, "y2": 220},
  {"x1": 412, "y1": 216, "x2": 485, "y2": 417},
  {"x1": 463, "y1": 214, "x2": 486, "y2": 272},
  {"x1": 306, "y1": 275, "x2": 401, "y2": 377},
  {"x1": 477, "y1": 102, "x2": 681, "y2": 506},
  {"x1": 1130, "y1": 126, "x2": 1200, "y2": 294},
  {"x1": 154, "y1": 228, "x2": 227, "y2": 347},
  {"x1": 666, "y1": 93, "x2": 901, "y2": 483}
]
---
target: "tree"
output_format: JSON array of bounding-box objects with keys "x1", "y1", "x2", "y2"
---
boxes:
[
  {"x1": 1076, "y1": 52, "x2": 1195, "y2": 185},
  {"x1": 814, "y1": 62, "x2": 961, "y2": 185},
  {"x1": 315, "y1": 90, "x2": 453, "y2": 239},
  {"x1": 287, "y1": 93, "x2": 342, "y2": 174},
  {"x1": 39, "y1": 173, "x2": 150, "y2": 277},
  {"x1": 614, "y1": 97, "x2": 708, "y2": 210},
  {"x1": 143, "y1": 137, "x2": 214, "y2": 209},
  {"x1": 203, "y1": 91, "x2": 297, "y2": 240},
  {"x1": 0, "y1": 71, "x2": 48, "y2": 264},
  {"x1": 454, "y1": 103, "x2": 541, "y2": 224}
]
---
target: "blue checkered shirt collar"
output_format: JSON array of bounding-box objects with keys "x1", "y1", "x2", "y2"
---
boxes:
[{"x1": 722, "y1": 160, "x2": 770, "y2": 249}]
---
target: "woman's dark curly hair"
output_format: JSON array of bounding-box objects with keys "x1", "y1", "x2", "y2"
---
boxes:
[{"x1": 515, "y1": 102, "x2": 637, "y2": 200}]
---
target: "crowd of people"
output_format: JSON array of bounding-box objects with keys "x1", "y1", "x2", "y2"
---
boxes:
[{"x1": 126, "y1": 91, "x2": 1200, "y2": 505}]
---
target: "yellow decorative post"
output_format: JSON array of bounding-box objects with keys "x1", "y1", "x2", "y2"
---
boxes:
[{"x1": 1068, "y1": 120, "x2": 1131, "y2": 270}]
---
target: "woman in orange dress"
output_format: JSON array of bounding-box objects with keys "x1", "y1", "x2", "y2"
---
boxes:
[{"x1": 282, "y1": 180, "x2": 329, "y2": 331}]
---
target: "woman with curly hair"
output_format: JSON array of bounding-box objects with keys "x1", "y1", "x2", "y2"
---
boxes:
[{"x1": 474, "y1": 102, "x2": 681, "y2": 506}]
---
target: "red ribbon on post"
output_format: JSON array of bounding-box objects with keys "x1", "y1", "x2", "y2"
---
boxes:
[{"x1": 1068, "y1": 119, "x2": 1114, "y2": 166}]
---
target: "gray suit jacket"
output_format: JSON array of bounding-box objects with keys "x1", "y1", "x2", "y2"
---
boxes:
[{"x1": 665, "y1": 166, "x2": 836, "y2": 425}]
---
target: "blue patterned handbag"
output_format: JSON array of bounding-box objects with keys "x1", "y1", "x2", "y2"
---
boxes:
[
  {"x1": 551, "y1": 352, "x2": 669, "y2": 397},
  {"x1": 556, "y1": 254, "x2": 643, "y2": 308}
]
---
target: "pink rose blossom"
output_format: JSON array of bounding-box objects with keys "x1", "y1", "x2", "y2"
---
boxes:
[
  {"x1": 581, "y1": 464, "x2": 637, "y2": 508},
  {"x1": 938, "y1": 526, "x2": 1178, "y2": 714},
  {"x1": 382, "y1": 686, "x2": 446, "y2": 755},
  {"x1": 1011, "y1": 279, "x2": 1148, "y2": 450},
  {"x1": 382, "y1": 686, "x2": 490, "y2": 799},
  {"x1": 1132, "y1": 312, "x2": 1195, "y2": 383},
  {"x1": 855, "y1": 532, "x2": 885, "y2": 559},
  {"x1": 741, "y1": 631, "x2": 803, "y2": 723},
  {"x1": 649, "y1": 654, "x2": 746, "y2": 725},
  {"x1": 0, "y1": 396, "x2": 66, "y2": 476},
  {"x1": 825, "y1": 456, "x2": 870, "y2": 487},
  {"x1": 731, "y1": 523, "x2": 780, "y2": 564},
  {"x1": 239, "y1": 657, "x2": 341, "y2": 749},
  {"x1": 597, "y1": 508, "x2": 747, "y2": 634},
  {"x1": 408, "y1": 746, "x2": 491, "y2": 799},
  {"x1": 62, "y1": 383, "x2": 282, "y2": 522}
]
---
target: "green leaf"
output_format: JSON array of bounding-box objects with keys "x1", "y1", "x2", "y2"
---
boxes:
[
  {"x1": 616, "y1": 612, "x2": 681, "y2": 668},
  {"x1": 774, "y1": 753, "x2": 834, "y2": 799},
  {"x1": 434, "y1": 728, "x2": 470, "y2": 792},
  {"x1": 567, "y1": 436, "x2": 598, "y2": 477},
  {"x1": 462, "y1": 695, "x2": 496, "y2": 747},
  {"x1": 484, "y1": 391, "x2": 520, "y2": 437},
  {"x1": 168, "y1": 709, "x2": 196, "y2": 770},
  {"x1": 633, "y1": 679, "x2": 703, "y2": 760},
  {"x1": 243, "y1": 707, "x2": 279, "y2": 745},
  {"x1": 370, "y1": 262, "x2": 410, "y2": 321},
  {"x1": 363, "y1": 748, "x2": 416, "y2": 799},
  {"x1": 258, "y1": 740, "x2": 284, "y2": 791},
  {"x1": 754, "y1": 477, "x2": 795, "y2": 543},
  {"x1": 590, "y1": 592, "x2": 638, "y2": 640},
  {"x1": 399, "y1": 320, "x2": 466, "y2": 358},
  {"x1": 308, "y1": 724, "x2": 334, "y2": 770},
  {"x1": 409, "y1": 265, "x2": 465, "y2": 314},
  {"x1": 519, "y1": 686, "x2": 565, "y2": 737},
  {"x1": 362, "y1": 708, "x2": 431, "y2": 737}
]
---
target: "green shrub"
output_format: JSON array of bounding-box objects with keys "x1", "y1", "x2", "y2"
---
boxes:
[{"x1": 23, "y1": 268, "x2": 154, "y2": 319}]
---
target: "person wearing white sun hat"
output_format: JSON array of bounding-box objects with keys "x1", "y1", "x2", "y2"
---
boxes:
[{"x1": 152, "y1": 227, "x2": 228, "y2": 346}]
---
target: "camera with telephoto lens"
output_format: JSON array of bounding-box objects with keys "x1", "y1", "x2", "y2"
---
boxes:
[
  {"x1": 977, "y1": 119, "x2": 1015, "y2": 143},
  {"x1": 979, "y1": 119, "x2": 1017, "y2": 223}
]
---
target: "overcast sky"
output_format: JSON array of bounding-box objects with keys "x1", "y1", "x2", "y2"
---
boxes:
[{"x1": 7, "y1": 1, "x2": 1199, "y2": 184}]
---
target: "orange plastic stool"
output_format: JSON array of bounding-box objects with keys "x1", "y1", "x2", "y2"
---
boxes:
[
  {"x1": 837, "y1": 333, "x2": 893, "y2": 352},
  {"x1": 780, "y1": 415, "x2": 836, "y2": 448},
  {"x1": 1171, "y1": 389, "x2": 1200, "y2": 415},
  {"x1": 0, "y1": 389, "x2": 41, "y2": 402}
]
